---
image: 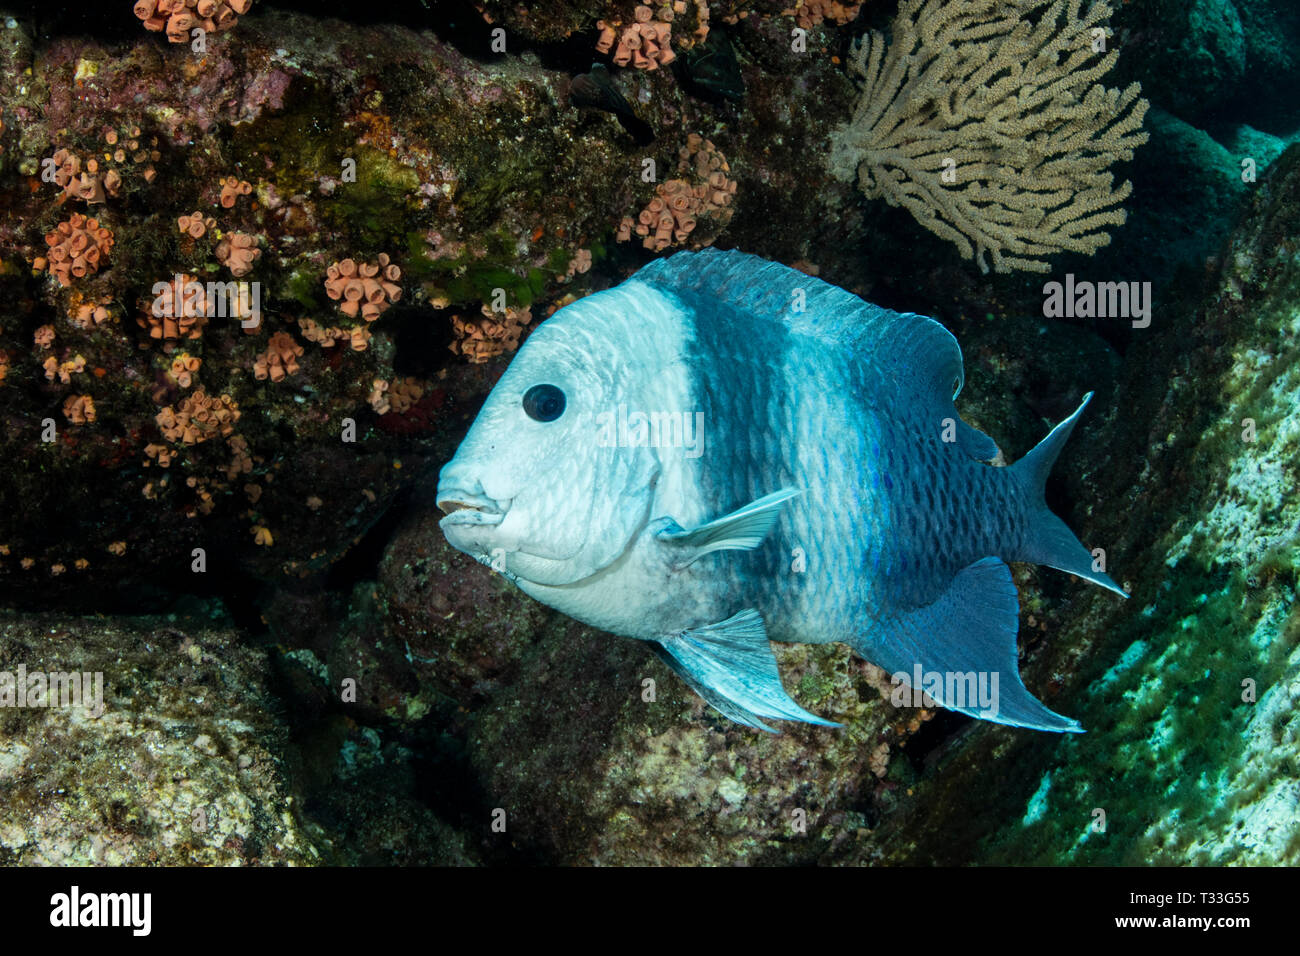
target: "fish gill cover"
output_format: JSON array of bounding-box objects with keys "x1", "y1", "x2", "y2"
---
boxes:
[{"x1": 0, "y1": 0, "x2": 1294, "y2": 877}]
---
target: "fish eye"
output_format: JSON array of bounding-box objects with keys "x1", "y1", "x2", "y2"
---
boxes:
[{"x1": 522, "y1": 383, "x2": 566, "y2": 422}]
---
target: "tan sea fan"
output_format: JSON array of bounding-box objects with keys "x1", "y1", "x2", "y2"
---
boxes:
[{"x1": 828, "y1": 0, "x2": 1149, "y2": 273}]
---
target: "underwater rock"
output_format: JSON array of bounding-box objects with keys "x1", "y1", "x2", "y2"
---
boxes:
[
  {"x1": 1082, "y1": 108, "x2": 1249, "y2": 296},
  {"x1": 1234, "y1": 0, "x2": 1300, "y2": 131},
  {"x1": 466, "y1": 633, "x2": 901, "y2": 865},
  {"x1": 0, "y1": 611, "x2": 321, "y2": 865},
  {"x1": 294, "y1": 715, "x2": 481, "y2": 866},
  {"x1": 375, "y1": 503, "x2": 553, "y2": 708},
  {"x1": 1152, "y1": 0, "x2": 1247, "y2": 122}
]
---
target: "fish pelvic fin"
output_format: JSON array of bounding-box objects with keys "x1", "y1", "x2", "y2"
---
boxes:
[
  {"x1": 1012, "y1": 393, "x2": 1128, "y2": 598},
  {"x1": 862, "y1": 557, "x2": 1083, "y2": 733},
  {"x1": 654, "y1": 609, "x2": 840, "y2": 732},
  {"x1": 656, "y1": 488, "x2": 801, "y2": 568}
]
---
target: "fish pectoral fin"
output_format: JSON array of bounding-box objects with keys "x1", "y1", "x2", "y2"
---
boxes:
[
  {"x1": 860, "y1": 557, "x2": 1084, "y2": 733},
  {"x1": 653, "y1": 609, "x2": 840, "y2": 732},
  {"x1": 655, "y1": 488, "x2": 801, "y2": 568}
]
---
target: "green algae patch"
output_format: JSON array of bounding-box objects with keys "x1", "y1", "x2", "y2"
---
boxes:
[
  {"x1": 228, "y1": 81, "x2": 425, "y2": 253},
  {"x1": 318, "y1": 147, "x2": 422, "y2": 251},
  {"x1": 979, "y1": 567, "x2": 1291, "y2": 865}
]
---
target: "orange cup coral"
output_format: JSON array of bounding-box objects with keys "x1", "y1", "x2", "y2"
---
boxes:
[
  {"x1": 298, "y1": 318, "x2": 372, "y2": 351},
  {"x1": 369, "y1": 376, "x2": 425, "y2": 415},
  {"x1": 168, "y1": 353, "x2": 202, "y2": 388},
  {"x1": 134, "y1": 0, "x2": 255, "y2": 42},
  {"x1": 41, "y1": 214, "x2": 115, "y2": 287},
  {"x1": 138, "y1": 274, "x2": 209, "y2": 340},
  {"x1": 51, "y1": 149, "x2": 122, "y2": 204},
  {"x1": 324, "y1": 254, "x2": 402, "y2": 322},
  {"x1": 448, "y1": 304, "x2": 532, "y2": 364},
  {"x1": 70, "y1": 300, "x2": 114, "y2": 329},
  {"x1": 218, "y1": 175, "x2": 253, "y2": 208},
  {"x1": 617, "y1": 135, "x2": 736, "y2": 251},
  {"x1": 155, "y1": 388, "x2": 240, "y2": 445},
  {"x1": 253, "y1": 331, "x2": 304, "y2": 382},
  {"x1": 63, "y1": 394, "x2": 96, "y2": 424},
  {"x1": 177, "y1": 211, "x2": 216, "y2": 239},
  {"x1": 215, "y1": 232, "x2": 261, "y2": 277}
]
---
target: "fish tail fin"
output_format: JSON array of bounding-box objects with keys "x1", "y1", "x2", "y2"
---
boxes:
[{"x1": 1011, "y1": 392, "x2": 1127, "y2": 598}]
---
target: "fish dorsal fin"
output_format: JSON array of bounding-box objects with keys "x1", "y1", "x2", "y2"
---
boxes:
[
  {"x1": 634, "y1": 249, "x2": 991, "y2": 456},
  {"x1": 858, "y1": 557, "x2": 1084, "y2": 733},
  {"x1": 656, "y1": 488, "x2": 801, "y2": 567},
  {"x1": 654, "y1": 609, "x2": 840, "y2": 732}
]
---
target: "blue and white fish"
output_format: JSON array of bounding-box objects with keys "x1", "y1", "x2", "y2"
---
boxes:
[{"x1": 436, "y1": 249, "x2": 1126, "y2": 732}]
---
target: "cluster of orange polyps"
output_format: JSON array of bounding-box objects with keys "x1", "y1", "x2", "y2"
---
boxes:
[
  {"x1": 368, "y1": 376, "x2": 424, "y2": 415},
  {"x1": 70, "y1": 298, "x2": 114, "y2": 329},
  {"x1": 596, "y1": 7, "x2": 676, "y2": 70},
  {"x1": 133, "y1": 0, "x2": 254, "y2": 42},
  {"x1": 176, "y1": 211, "x2": 216, "y2": 239},
  {"x1": 139, "y1": 274, "x2": 209, "y2": 340},
  {"x1": 565, "y1": 248, "x2": 593, "y2": 279},
  {"x1": 51, "y1": 148, "x2": 121, "y2": 204},
  {"x1": 43, "y1": 354, "x2": 87, "y2": 385},
  {"x1": 216, "y1": 233, "x2": 260, "y2": 277},
  {"x1": 297, "y1": 318, "x2": 372, "y2": 351},
  {"x1": 617, "y1": 134, "x2": 736, "y2": 251},
  {"x1": 253, "y1": 331, "x2": 304, "y2": 382},
  {"x1": 225, "y1": 434, "x2": 253, "y2": 480},
  {"x1": 596, "y1": 0, "x2": 712, "y2": 68},
  {"x1": 622, "y1": 179, "x2": 699, "y2": 252},
  {"x1": 36, "y1": 214, "x2": 115, "y2": 287},
  {"x1": 63, "y1": 394, "x2": 96, "y2": 424},
  {"x1": 218, "y1": 175, "x2": 253, "y2": 208},
  {"x1": 168, "y1": 353, "x2": 202, "y2": 388},
  {"x1": 323, "y1": 254, "x2": 402, "y2": 322},
  {"x1": 155, "y1": 387, "x2": 240, "y2": 445},
  {"x1": 782, "y1": 0, "x2": 862, "y2": 30},
  {"x1": 448, "y1": 304, "x2": 532, "y2": 364}
]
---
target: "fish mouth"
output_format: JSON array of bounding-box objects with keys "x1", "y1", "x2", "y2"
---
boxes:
[{"x1": 436, "y1": 491, "x2": 507, "y2": 527}]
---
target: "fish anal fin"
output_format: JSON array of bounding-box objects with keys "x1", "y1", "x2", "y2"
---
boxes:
[{"x1": 860, "y1": 557, "x2": 1083, "y2": 733}]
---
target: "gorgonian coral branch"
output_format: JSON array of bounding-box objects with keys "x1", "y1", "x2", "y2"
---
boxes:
[{"x1": 829, "y1": 0, "x2": 1149, "y2": 273}]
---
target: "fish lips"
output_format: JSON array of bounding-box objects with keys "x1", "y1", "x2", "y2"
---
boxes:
[
  {"x1": 437, "y1": 491, "x2": 508, "y2": 528},
  {"x1": 437, "y1": 505, "x2": 508, "y2": 576},
  {"x1": 436, "y1": 489, "x2": 595, "y2": 584},
  {"x1": 436, "y1": 487, "x2": 500, "y2": 514},
  {"x1": 437, "y1": 492, "x2": 507, "y2": 556},
  {"x1": 438, "y1": 506, "x2": 506, "y2": 528}
]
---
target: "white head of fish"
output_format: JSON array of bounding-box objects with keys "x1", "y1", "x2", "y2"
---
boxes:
[{"x1": 436, "y1": 281, "x2": 691, "y2": 588}]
